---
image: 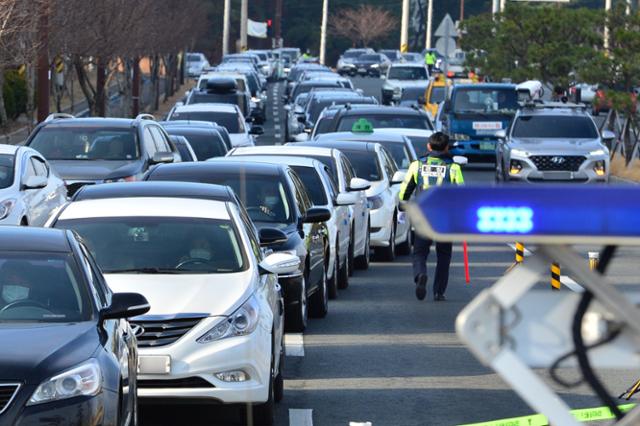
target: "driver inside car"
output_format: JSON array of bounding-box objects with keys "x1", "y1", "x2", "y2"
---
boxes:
[
  {"x1": 179, "y1": 235, "x2": 215, "y2": 264},
  {"x1": 0, "y1": 261, "x2": 35, "y2": 309}
]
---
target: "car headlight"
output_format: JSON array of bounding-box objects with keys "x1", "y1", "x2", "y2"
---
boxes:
[
  {"x1": 511, "y1": 148, "x2": 530, "y2": 157},
  {"x1": 251, "y1": 97, "x2": 261, "y2": 103},
  {"x1": 104, "y1": 175, "x2": 137, "y2": 183},
  {"x1": 197, "y1": 295, "x2": 260, "y2": 344},
  {"x1": 0, "y1": 199, "x2": 16, "y2": 220},
  {"x1": 589, "y1": 149, "x2": 606, "y2": 156},
  {"x1": 371, "y1": 64, "x2": 380, "y2": 68},
  {"x1": 28, "y1": 359, "x2": 102, "y2": 405},
  {"x1": 452, "y1": 133, "x2": 471, "y2": 141},
  {"x1": 367, "y1": 194, "x2": 384, "y2": 210}
]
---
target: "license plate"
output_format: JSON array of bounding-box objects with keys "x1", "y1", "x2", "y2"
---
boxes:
[
  {"x1": 479, "y1": 142, "x2": 495, "y2": 151},
  {"x1": 358, "y1": 68, "x2": 366, "y2": 73},
  {"x1": 473, "y1": 122, "x2": 502, "y2": 130},
  {"x1": 543, "y1": 172, "x2": 572, "y2": 181},
  {"x1": 138, "y1": 355, "x2": 171, "y2": 374}
]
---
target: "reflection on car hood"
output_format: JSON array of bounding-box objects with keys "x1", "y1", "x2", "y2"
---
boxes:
[
  {"x1": 229, "y1": 133, "x2": 252, "y2": 147},
  {"x1": 510, "y1": 138, "x2": 603, "y2": 154},
  {"x1": 105, "y1": 271, "x2": 254, "y2": 317},
  {"x1": 0, "y1": 322, "x2": 99, "y2": 384},
  {"x1": 48, "y1": 159, "x2": 140, "y2": 181}
]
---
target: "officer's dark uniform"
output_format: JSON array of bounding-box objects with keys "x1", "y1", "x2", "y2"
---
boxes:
[{"x1": 399, "y1": 151, "x2": 464, "y2": 300}]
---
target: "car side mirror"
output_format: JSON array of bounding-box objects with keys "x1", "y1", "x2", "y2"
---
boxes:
[
  {"x1": 602, "y1": 130, "x2": 616, "y2": 141},
  {"x1": 495, "y1": 130, "x2": 507, "y2": 139},
  {"x1": 249, "y1": 126, "x2": 264, "y2": 135},
  {"x1": 259, "y1": 252, "x2": 300, "y2": 275},
  {"x1": 297, "y1": 115, "x2": 306, "y2": 123},
  {"x1": 335, "y1": 192, "x2": 358, "y2": 206},
  {"x1": 150, "y1": 152, "x2": 174, "y2": 165},
  {"x1": 259, "y1": 228, "x2": 288, "y2": 246},
  {"x1": 22, "y1": 175, "x2": 48, "y2": 190},
  {"x1": 303, "y1": 207, "x2": 331, "y2": 223},
  {"x1": 102, "y1": 292, "x2": 150, "y2": 320},
  {"x1": 348, "y1": 177, "x2": 371, "y2": 191},
  {"x1": 453, "y1": 155, "x2": 469, "y2": 166},
  {"x1": 391, "y1": 170, "x2": 406, "y2": 185}
]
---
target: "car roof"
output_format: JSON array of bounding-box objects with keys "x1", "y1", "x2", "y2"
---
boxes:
[
  {"x1": 0, "y1": 144, "x2": 19, "y2": 155},
  {"x1": 73, "y1": 181, "x2": 237, "y2": 203},
  {"x1": 150, "y1": 160, "x2": 288, "y2": 178},
  {"x1": 296, "y1": 140, "x2": 379, "y2": 153},
  {"x1": 160, "y1": 120, "x2": 216, "y2": 128},
  {"x1": 315, "y1": 131, "x2": 408, "y2": 143},
  {"x1": 164, "y1": 126, "x2": 219, "y2": 136},
  {"x1": 390, "y1": 63, "x2": 426, "y2": 68},
  {"x1": 228, "y1": 154, "x2": 321, "y2": 169},
  {"x1": 174, "y1": 103, "x2": 238, "y2": 113},
  {"x1": 38, "y1": 117, "x2": 142, "y2": 128},
  {"x1": 253, "y1": 145, "x2": 339, "y2": 158},
  {"x1": 454, "y1": 83, "x2": 517, "y2": 90},
  {"x1": 374, "y1": 128, "x2": 433, "y2": 137},
  {"x1": 518, "y1": 103, "x2": 590, "y2": 116},
  {"x1": 0, "y1": 227, "x2": 71, "y2": 253},
  {"x1": 336, "y1": 105, "x2": 427, "y2": 116}
]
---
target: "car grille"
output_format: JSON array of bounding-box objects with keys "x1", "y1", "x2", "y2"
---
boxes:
[
  {"x1": 131, "y1": 316, "x2": 205, "y2": 348},
  {"x1": 0, "y1": 384, "x2": 19, "y2": 414},
  {"x1": 530, "y1": 155, "x2": 585, "y2": 172},
  {"x1": 138, "y1": 377, "x2": 215, "y2": 389}
]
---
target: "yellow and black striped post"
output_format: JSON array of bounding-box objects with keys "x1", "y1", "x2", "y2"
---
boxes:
[
  {"x1": 54, "y1": 56, "x2": 64, "y2": 74},
  {"x1": 515, "y1": 242, "x2": 525, "y2": 264},
  {"x1": 551, "y1": 262, "x2": 561, "y2": 290},
  {"x1": 589, "y1": 252, "x2": 599, "y2": 271}
]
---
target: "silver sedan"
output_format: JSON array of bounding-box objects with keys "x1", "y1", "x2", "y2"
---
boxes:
[{"x1": 0, "y1": 144, "x2": 67, "y2": 226}]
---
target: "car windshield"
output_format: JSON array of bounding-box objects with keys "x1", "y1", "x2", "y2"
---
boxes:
[
  {"x1": 337, "y1": 115, "x2": 430, "y2": 131},
  {"x1": 0, "y1": 154, "x2": 14, "y2": 189},
  {"x1": 512, "y1": 116, "x2": 599, "y2": 139},
  {"x1": 29, "y1": 127, "x2": 140, "y2": 161},
  {"x1": 291, "y1": 166, "x2": 328, "y2": 205},
  {"x1": 382, "y1": 51, "x2": 399, "y2": 60},
  {"x1": 341, "y1": 150, "x2": 381, "y2": 182},
  {"x1": 149, "y1": 171, "x2": 294, "y2": 224},
  {"x1": 314, "y1": 117, "x2": 336, "y2": 136},
  {"x1": 401, "y1": 86, "x2": 429, "y2": 101},
  {"x1": 168, "y1": 111, "x2": 243, "y2": 133},
  {"x1": 344, "y1": 51, "x2": 363, "y2": 59},
  {"x1": 167, "y1": 130, "x2": 227, "y2": 160},
  {"x1": 187, "y1": 54, "x2": 201, "y2": 62},
  {"x1": 174, "y1": 141, "x2": 195, "y2": 161},
  {"x1": 308, "y1": 98, "x2": 365, "y2": 122},
  {"x1": 453, "y1": 88, "x2": 518, "y2": 113},
  {"x1": 388, "y1": 67, "x2": 427, "y2": 80},
  {"x1": 360, "y1": 55, "x2": 380, "y2": 61},
  {"x1": 0, "y1": 253, "x2": 91, "y2": 322},
  {"x1": 378, "y1": 142, "x2": 412, "y2": 169},
  {"x1": 430, "y1": 87, "x2": 446, "y2": 103},
  {"x1": 56, "y1": 217, "x2": 246, "y2": 274},
  {"x1": 293, "y1": 83, "x2": 339, "y2": 100},
  {"x1": 407, "y1": 136, "x2": 429, "y2": 158}
]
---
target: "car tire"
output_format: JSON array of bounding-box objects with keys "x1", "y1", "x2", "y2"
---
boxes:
[
  {"x1": 337, "y1": 247, "x2": 349, "y2": 290},
  {"x1": 285, "y1": 276, "x2": 307, "y2": 333},
  {"x1": 252, "y1": 356, "x2": 275, "y2": 426},
  {"x1": 274, "y1": 348, "x2": 284, "y2": 403},
  {"x1": 327, "y1": 247, "x2": 339, "y2": 300},
  {"x1": 347, "y1": 228, "x2": 355, "y2": 276},
  {"x1": 309, "y1": 261, "x2": 328, "y2": 318},
  {"x1": 375, "y1": 221, "x2": 396, "y2": 262},
  {"x1": 354, "y1": 221, "x2": 371, "y2": 270},
  {"x1": 397, "y1": 226, "x2": 412, "y2": 255}
]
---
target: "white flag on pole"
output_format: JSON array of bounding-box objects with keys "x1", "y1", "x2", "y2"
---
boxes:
[{"x1": 248, "y1": 19, "x2": 268, "y2": 39}]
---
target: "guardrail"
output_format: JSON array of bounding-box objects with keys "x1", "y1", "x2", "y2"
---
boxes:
[{"x1": 598, "y1": 109, "x2": 640, "y2": 166}]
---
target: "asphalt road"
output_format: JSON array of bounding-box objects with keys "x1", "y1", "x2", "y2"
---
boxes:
[{"x1": 141, "y1": 76, "x2": 639, "y2": 426}]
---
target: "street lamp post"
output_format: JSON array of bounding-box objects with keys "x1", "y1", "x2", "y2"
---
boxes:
[
  {"x1": 222, "y1": 0, "x2": 230, "y2": 55},
  {"x1": 240, "y1": 0, "x2": 248, "y2": 52},
  {"x1": 400, "y1": 0, "x2": 410, "y2": 52},
  {"x1": 426, "y1": 0, "x2": 434, "y2": 49}
]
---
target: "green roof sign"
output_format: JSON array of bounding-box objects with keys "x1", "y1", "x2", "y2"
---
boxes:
[{"x1": 351, "y1": 118, "x2": 374, "y2": 133}]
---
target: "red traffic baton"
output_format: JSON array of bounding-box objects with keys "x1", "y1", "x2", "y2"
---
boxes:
[{"x1": 463, "y1": 241, "x2": 470, "y2": 284}]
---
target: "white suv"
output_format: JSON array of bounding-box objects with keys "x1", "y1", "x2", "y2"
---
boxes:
[{"x1": 48, "y1": 182, "x2": 297, "y2": 425}]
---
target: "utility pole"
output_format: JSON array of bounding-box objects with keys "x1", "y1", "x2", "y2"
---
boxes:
[
  {"x1": 426, "y1": 0, "x2": 434, "y2": 49},
  {"x1": 36, "y1": 3, "x2": 50, "y2": 123},
  {"x1": 500, "y1": 0, "x2": 506, "y2": 13},
  {"x1": 275, "y1": 0, "x2": 283, "y2": 46},
  {"x1": 319, "y1": 0, "x2": 329, "y2": 65},
  {"x1": 400, "y1": 0, "x2": 410, "y2": 52},
  {"x1": 460, "y1": 0, "x2": 464, "y2": 22},
  {"x1": 492, "y1": 0, "x2": 499, "y2": 16},
  {"x1": 604, "y1": 0, "x2": 611, "y2": 52},
  {"x1": 240, "y1": 0, "x2": 248, "y2": 52},
  {"x1": 222, "y1": 0, "x2": 230, "y2": 55}
]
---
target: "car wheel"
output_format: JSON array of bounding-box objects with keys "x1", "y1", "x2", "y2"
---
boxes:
[
  {"x1": 375, "y1": 221, "x2": 396, "y2": 261},
  {"x1": 327, "y1": 246, "x2": 339, "y2": 300},
  {"x1": 354, "y1": 221, "x2": 371, "y2": 270},
  {"x1": 337, "y1": 245, "x2": 349, "y2": 290},
  {"x1": 274, "y1": 348, "x2": 284, "y2": 403},
  {"x1": 347, "y1": 228, "x2": 355, "y2": 276},
  {"x1": 285, "y1": 276, "x2": 307, "y2": 332},
  {"x1": 397, "y1": 226, "x2": 412, "y2": 255},
  {"x1": 309, "y1": 261, "x2": 328, "y2": 318},
  {"x1": 252, "y1": 356, "x2": 275, "y2": 425}
]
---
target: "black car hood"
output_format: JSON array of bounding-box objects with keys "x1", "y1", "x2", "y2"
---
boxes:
[
  {"x1": 49, "y1": 159, "x2": 143, "y2": 181},
  {"x1": 0, "y1": 322, "x2": 100, "y2": 384}
]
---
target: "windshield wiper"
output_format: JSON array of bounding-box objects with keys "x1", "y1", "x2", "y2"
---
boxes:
[{"x1": 105, "y1": 267, "x2": 182, "y2": 274}]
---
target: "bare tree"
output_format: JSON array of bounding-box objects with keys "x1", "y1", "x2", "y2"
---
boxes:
[{"x1": 329, "y1": 5, "x2": 397, "y2": 47}]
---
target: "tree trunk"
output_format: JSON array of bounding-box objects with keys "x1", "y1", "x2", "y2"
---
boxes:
[
  {"x1": 152, "y1": 55, "x2": 160, "y2": 112},
  {"x1": 74, "y1": 57, "x2": 96, "y2": 116},
  {"x1": 132, "y1": 57, "x2": 140, "y2": 117},
  {"x1": 95, "y1": 57, "x2": 106, "y2": 117},
  {"x1": 0, "y1": 68, "x2": 8, "y2": 128},
  {"x1": 26, "y1": 64, "x2": 35, "y2": 129}
]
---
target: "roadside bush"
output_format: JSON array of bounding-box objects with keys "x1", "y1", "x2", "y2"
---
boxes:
[{"x1": 3, "y1": 70, "x2": 27, "y2": 119}]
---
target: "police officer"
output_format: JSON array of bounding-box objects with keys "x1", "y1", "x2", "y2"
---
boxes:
[
  {"x1": 425, "y1": 51, "x2": 436, "y2": 74},
  {"x1": 399, "y1": 132, "x2": 464, "y2": 301}
]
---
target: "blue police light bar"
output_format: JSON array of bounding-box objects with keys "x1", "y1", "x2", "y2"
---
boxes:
[{"x1": 406, "y1": 185, "x2": 640, "y2": 244}]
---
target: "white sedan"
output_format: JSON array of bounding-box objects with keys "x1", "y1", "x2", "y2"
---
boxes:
[
  {"x1": 0, "y1": 144, "x2": 67, "y2": 226},
  {"x1": 49, "y1": 182, "x2": 295, "y2": 425}
]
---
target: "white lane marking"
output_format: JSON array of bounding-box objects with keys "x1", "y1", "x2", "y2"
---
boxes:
[
  {"x1": 560, "y1": 275, "x2": 584, "y2": 292},
  {"x1": 285, "y1": 333, "x2": 304, "y2": 356},
  {"x1": 274, "y1": 117, "x2": 280, "y2": 123},
  {"x1": 349, "y1": 423, "x2": 372, "y2": 426},
  {"x1": 275, "y1": 124, "x2": 281, "y2": 130},
  {"x1": 289, "y1": 409, "x2": 313, "y2": 426},
  {"x1": 507, "y1": 243, "x2": 533, "y2": 257}
]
